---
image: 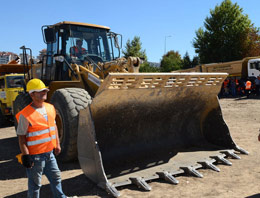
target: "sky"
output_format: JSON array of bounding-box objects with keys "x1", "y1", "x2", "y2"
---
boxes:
[{"x1": 1, "y1": 0, "x2": 260, "y2": 63}]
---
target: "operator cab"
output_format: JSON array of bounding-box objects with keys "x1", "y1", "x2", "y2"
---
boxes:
[
  {"x1": 41, "y1": 21, "x2": 122, "y2": 83},
  {"x1": 248, "y1": 58, "x2": 260, "y2": 78}
]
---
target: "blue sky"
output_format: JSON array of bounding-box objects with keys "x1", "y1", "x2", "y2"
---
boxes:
[{"x1": 1, "y1": 0, "x2": 259, "y2": 63}]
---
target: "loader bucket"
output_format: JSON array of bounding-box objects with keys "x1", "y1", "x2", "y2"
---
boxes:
[{"x1": 77, "y1": 73, "x2": 248, "y2": 197}]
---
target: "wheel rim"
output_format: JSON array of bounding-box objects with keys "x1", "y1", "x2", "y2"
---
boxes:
[{"x1": 56, "y1": 110, "x2": 64, "y2": 144}]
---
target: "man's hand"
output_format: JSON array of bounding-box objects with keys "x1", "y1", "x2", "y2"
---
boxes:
[
  {"x1": 54, "y1": 125, "x2": 61, "y2": 156},
  {"x1": 22, "y1": 155, "x2": 34, "y2": 168},
  {"x1": 54, "y1": 144, "x2": 61, "y2": 156}
]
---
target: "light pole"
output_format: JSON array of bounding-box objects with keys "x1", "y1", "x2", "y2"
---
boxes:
[{"x1": 164, "y1": 35, "x2": 172, "y2": 55}]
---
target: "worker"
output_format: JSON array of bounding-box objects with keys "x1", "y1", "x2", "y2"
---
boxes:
[
  {"x1": 245, "y1": 79, "x2": 252, "y2": 98},
  {"x1": 70, "y1": 38, "x2": 87, "y2": 58},
  {"x1": 16, "y1": 79, "x2": 76, "y2": 198},
  {"x1": 223, "y1": 79, "x2": 230, "y2": 97},
  {"x1": 230, "y1": 78, "x2": 237, "y2": 97},
  {"x1": 255, "y1": 76, "x2": 260, "y2": 96}
]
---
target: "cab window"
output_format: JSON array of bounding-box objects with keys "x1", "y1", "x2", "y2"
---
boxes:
[
  {"x1": 6, "y1": 76, "x2": 24, "y2": 88},
  {"x1": 0, "y1": 79, "x2": 5, "y2": 89}
]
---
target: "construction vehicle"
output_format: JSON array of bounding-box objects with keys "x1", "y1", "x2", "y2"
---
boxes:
[
  {"x1": 13, "y1": 21, "x2": 248, "y2": 197},
  {"x1": 174, "y1": 57, "x2": 260, "y2": 96},
  {"x1": 175, "y1": 57, "x2": 260, "y2": 79},
  {"x1": 0, "y1": 60, "x2": 26, "y2": 126}
]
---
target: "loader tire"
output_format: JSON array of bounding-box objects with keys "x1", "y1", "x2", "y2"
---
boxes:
[
  {"x1": 50, "y1": 88, "x2": 92, "y2": 162},
  {"x1": 13, "y1": 93, "x2": 32, "y2": 130}
]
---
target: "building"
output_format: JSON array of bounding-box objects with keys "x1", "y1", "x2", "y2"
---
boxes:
[
  {"x1": 0, "y1": 52, "x2": 18, "y2": 64},
  {"x1": 19, "y1": 53, "x2": 31, "y2": 64}
]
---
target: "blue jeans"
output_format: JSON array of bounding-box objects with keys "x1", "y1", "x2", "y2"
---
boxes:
[{"x1": 26, "y1": 151, "x2": 66, "y2": 198}]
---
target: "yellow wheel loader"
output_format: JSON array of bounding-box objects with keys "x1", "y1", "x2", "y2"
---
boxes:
[{"x1": 14, "y1": 21, "x2": 248, "y2": 197}]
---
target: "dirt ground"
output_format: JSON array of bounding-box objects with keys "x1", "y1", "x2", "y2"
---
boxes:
[{"x1": 0, "y1": 97, "x2": 260, "y2": 198}]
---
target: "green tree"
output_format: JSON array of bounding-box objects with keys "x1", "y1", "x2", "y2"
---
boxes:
[
  {"x1": 139, "y1": 62, "x2": 160, "y2": 72},
  {"x1": 191, "y1": 55, "x2": 200, "y2": 67},
  {"x1": 182, "y1": 52, "x2": 192, "y2": 69},
  {"x1": 122, "y1": 36, "x2": 147, "y2": 60},
  {"x1": 243, "y1": 27, "x2": 260, "y2": 57},
  {"x1": 160, "y1": 50, "x2": 183, "y2": 72},
  {"x1": 193, "y1": 0, "x2": 258, "y2": 64}
]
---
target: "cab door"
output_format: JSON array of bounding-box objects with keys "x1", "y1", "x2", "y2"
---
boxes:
[{"x1": 0, "y1": 77, "x2": 6, "y2": 101}]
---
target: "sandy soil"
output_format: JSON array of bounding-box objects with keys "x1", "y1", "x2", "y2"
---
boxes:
[{"x1": 0, "y1": 98, "x2": 260, "y2": 198}]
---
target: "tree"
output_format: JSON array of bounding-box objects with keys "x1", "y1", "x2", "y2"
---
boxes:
[
  {"x1": 191, "y1": 55, "x2": 200, "y2": 67},
  {"x1": 139, "y1": 62, "x2": 160, "y2": 72},
  {"x1": 243, "y1": 27, "x2": 260, "y2": 57},
  {"x1": 193, "y1": 0, "x2": 259, "y2": 64},
  {"x1": 122, "y1": 36, "x2": 147, "y2": 60},
  {"x1": 182, "y1": 52, "x2": 192, "y2": 69},
  {"x1": 160, "y1": 50, "x2": 183, "y2": 72},
  {"x1": 123, "y1": 36, "x2": 153, "y2": 72}
]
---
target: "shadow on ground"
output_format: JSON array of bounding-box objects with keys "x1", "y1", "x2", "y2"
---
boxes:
[
  {"x1": 0, "y1": 134, "x2": 109, "y2": 197},
  {"x1": 4, "y1": 174, "x2": 110, "y2": 198},
  {"x1": 245, "y1": 194, "x2": 260, "y2": 198},
  {"x1": 0, "y1": 136, "x2": 26, "y2": 180}
]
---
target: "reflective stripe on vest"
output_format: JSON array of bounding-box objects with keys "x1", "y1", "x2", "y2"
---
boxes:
[
  {"x1": 26, "y1": 126, "x2": 56, "y2": 137},
  {"x1": 27, "y1": 134, "x2": 56, "y2": 146},
  {"x1": 16, "y1": 102, "x2": 57, "y2": 155}
]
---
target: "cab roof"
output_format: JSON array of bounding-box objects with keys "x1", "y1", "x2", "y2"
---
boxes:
[{"x1": 52, "y1": 21, "x2": 110, "y2": 30}]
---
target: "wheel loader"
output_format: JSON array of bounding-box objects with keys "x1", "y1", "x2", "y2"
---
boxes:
[{"x1": 14, "y1": 21, "x2": 248, "y2": 197}]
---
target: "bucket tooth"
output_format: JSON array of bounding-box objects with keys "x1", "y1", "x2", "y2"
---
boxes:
[
  {"x1": 221, "y1": 150, "x2": 241, "y2": 159},
  {"x1": 198, "y1": 161, "x2": 220, "y2": 172},
  {"x1": 234, "y1": 146, "x2": 249, "y2": 155},
  {"x1": 156, "y1": 171, "x2": 179, "y2": 185},
  {"x1": 105, "y1": 183, "x2": 120, "y2": 198},
  {"x1": 130, "y1": 177, "x2": 152, "y2": 191},
  {"x1": 211, "y1": 155, "x2": 232, "y2": 166},
  {"x1": 180, "y1": 167, "x2": 203, "y2": 178}
]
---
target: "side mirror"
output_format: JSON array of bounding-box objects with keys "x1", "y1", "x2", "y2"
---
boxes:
[
  {"x1": 112, "y1": 33, "x2": 122, "y2": 49},
  {"x1": 114, "y1": 35, "x2": 119, "y2": 48},
  {"x1": 42, "y1": 26, "x2": 56, "y2": 44}
]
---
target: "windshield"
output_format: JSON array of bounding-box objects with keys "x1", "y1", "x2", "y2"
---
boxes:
[
  {"x1": 66, "y1": 25, "x2": 111, "y2": 63},
  {"x1": 249, "y1": 61, "x2": 260, "y2": 70},
  {"x1": 6, "y1": 76, "x2": 24, "y2": 88}
]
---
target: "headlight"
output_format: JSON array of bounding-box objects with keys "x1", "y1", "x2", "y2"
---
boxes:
[{"x1": 54, "y1": 56, "x2": 65, "y2": 62}]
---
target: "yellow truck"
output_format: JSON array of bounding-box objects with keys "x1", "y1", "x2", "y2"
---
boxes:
[
  {"x1": 175, "y1": 57, "x2": 260, "y2": 79},
  {"x1": 0, "y1": 62, "x2": 25, "y2": 126}
]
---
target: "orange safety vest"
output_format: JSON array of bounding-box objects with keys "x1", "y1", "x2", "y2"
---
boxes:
[
  {"x1": 245, "y1": 81, "x2": 252, "y2": 90},
  {"x1": 223, "y1": 80, "x2": 229, "y2": 88},
  {"x1": 71, "y1": 46, "x2": 86, "y2": 56},
  {"x1": 16, "y1": 102, "x2": 57, "y2": 155}
]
